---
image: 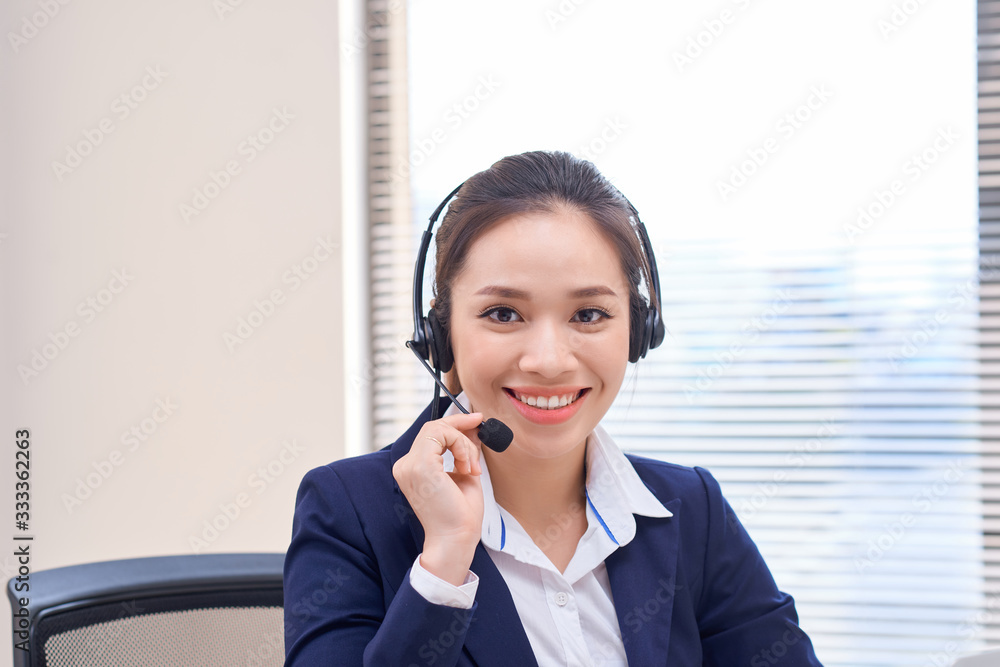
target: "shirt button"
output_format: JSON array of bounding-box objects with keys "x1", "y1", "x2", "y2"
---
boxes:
[{"x1": 554, "y1": 592, "x2": 569, "y2": 606}]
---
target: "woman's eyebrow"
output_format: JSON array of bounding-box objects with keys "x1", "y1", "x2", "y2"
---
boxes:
[
  {"x1": 573, "y1": 286, "x2": 618, "y2": 298},
  {"x1": 474, "y1": 285, "x2": 530, "y2": 299},
  {"x1": 473, "y1": 285, "x2": 618, "y2": 298}
]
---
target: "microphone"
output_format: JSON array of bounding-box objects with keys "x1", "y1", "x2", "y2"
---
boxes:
[
  {"x1": 477, "y1": 417, "x2": 514, "y2": 453},
  {"x1": 406, "y1": 342, "x2": 514, "y2": 452}
]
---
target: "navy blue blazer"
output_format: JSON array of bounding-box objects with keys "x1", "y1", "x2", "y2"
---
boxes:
[{"x1": 283, "y1": 399, "x2": 823, "y2": 666}]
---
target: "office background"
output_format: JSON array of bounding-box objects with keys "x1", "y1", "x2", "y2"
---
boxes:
[{"x1": 0, "y1": 1, "x2": 981, "y2": 666}]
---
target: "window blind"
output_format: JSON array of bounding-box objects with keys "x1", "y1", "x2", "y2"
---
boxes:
[
  {"x1": 979, "y1": 0, "x2": 1000, "y2": 653},
  {"x1": 603, "y1": 236, "x2": 983, "y2": 664},
  {"x1": 366, "y1": 0, "x2": 429, "y2": 449},
  {"x1": 368, "y1": 2, "x2": 981, "y2": 664}
]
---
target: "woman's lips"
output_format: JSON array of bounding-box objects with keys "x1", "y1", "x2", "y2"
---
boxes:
[{"x1": 503, "y1": 387, "x2": 590, "y2": 425}]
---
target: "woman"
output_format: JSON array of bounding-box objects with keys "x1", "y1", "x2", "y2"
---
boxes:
[{"x1": 283, "y1": 151, "x2": 823, "y2": 666}]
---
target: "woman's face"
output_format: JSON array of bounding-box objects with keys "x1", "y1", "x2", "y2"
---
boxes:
[{"x1": 448, "y1": 206, "x2": 632, "y2": 460}]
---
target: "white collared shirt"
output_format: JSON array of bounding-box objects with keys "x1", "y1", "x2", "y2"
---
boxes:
[{"x1": 408, "y1": 396, "x2": 673, "y2": 666}]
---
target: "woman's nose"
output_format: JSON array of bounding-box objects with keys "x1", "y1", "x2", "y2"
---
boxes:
[{"x1": 517, "y1": 321, "x2": 580, "y2": 377}]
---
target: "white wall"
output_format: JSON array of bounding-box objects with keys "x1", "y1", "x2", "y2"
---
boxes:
[{"x1": 0, "y1": 2, "x2": 349, "y2": 664}]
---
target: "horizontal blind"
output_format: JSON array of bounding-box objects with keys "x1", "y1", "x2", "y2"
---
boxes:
[
  {"x1": 604, "y1": 235, "x2": 983, "y2": 665},
  {"x1": 367, "y1": 0, "x2": 428, "y2": 449},
  {"x1": 391, "y1": 3, "x2": 979, "y2": 664},
  {"x1": 981, "y1": 0, "x2": 1000, "y2": 655}
]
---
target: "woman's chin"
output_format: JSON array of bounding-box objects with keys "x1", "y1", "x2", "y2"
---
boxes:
[{"x1": 496, "y1": 425, "x2": 592, "y2": 462}]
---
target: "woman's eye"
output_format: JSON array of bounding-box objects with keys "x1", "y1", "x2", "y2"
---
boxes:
[
  {"x1": 483, "y1": 307, "x2": 521, "y2": 323},
  {"x1": 573, "y1": 308, "x2": 610, "y2": 324}
]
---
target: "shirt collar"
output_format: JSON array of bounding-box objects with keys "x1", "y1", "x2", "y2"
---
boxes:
[
  {"x1": 442, "y1": 394, "x2": 672, "y2": 553},
  {"x1": 582, "y1": 423, "x2": 673, "y2": 547}
]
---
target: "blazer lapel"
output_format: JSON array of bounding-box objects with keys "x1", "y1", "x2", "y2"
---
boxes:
[
  {"x1": 605, "y1": 498, "x2": 682, "y2": 665},
  {"x1": 389, "y1": 399, "x2": 537, "y2": 666},
  {"x1": 461, "y1": 546, "x2": 538, "y2": 667}
]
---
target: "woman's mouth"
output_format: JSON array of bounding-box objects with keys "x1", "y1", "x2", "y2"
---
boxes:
[
  {"x1": 510, "y1": 390, "x2": 583, "y2": 409},
  {"x1": 503, "y1": 387, "x2": 589, "y2": 425}
]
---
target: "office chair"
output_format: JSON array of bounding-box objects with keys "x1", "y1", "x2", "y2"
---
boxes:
[{"x1": 6, "y1": 553, "x2": 284, "y2": 667}]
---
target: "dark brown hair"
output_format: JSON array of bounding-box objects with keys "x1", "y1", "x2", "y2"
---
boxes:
[{"x1": 432, "y1": 150, "x2": 659, "y2": 358}]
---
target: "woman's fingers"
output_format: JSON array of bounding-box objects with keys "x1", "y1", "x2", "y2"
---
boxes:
[
  {"x1": 391, "y1": 412, "x2": 486, "y2": 554},
  {"x1": 415, "y1": 412, "x2": 483, "y2": 475}
]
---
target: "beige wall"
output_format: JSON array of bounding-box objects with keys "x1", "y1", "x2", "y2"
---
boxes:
[{"x1": 0, "y1": 2, "x2": 352, "y2": 663}]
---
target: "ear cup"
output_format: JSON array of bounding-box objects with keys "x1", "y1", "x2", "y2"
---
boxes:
[
  {"x1": 629, "y1": 299, "x2": 648, "y2": 363},
  {"x1": 426, "y1": 309, "x2": 454, "y2": 373},
  {"x1": 628, "y1": 214, "x2": 665, "y2": 362},
  {"x1": 648, "y1": 307, "x2": 664, "y2": 352}
]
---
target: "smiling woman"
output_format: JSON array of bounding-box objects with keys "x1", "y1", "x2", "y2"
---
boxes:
[
  {"x1": 283, "y1": 151, "x2": 825, "y2": 666},
  {"x1": 449, "y1": 208, "x2": 630, "y2": 449}
]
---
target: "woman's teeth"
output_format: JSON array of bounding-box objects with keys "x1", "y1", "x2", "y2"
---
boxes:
[{"x1": 515, "y1": 392, "x2": 579, "y2": 410}]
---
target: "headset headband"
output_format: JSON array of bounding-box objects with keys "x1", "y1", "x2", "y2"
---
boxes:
[{"x1": 409, "y1": 180, "x2": 665, "y2": 373}]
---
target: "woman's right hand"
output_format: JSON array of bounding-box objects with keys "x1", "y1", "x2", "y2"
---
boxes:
[{"x1": 391, "y1": 412, "x2": 485, "y2": 586}]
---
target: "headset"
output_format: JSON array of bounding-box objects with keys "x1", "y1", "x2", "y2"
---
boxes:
[{"x1": 406, "y1": 179, "x2": 665, "y2": 451}]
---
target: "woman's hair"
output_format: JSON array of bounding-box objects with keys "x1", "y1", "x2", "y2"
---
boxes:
[{"x1": 432, "y1": 150, "x2": 659, "y2": 356}]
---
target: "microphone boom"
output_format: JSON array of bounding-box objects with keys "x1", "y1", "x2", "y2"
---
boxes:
[{"x1": 406, "y1": 342, "x2": 514, "y2": 453}]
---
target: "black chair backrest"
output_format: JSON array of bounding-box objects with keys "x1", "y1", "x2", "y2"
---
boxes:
[{"x1": 6, "y1": 553, "x2": 284, "y2": 667}]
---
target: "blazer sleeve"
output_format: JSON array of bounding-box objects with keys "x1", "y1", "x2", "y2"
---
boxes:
[
  {"x1": 283, "y1": 464, "x2": 477, "y2": 667},
  {"x1": 693, "y1": 467, "x2": 824, "y2": 666}
]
